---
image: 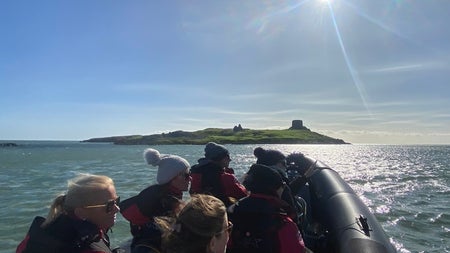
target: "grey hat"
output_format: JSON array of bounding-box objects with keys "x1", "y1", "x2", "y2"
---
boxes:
[
  {"x1": 143, "y1": 148, "x2": 190, "y2": 185},
  {"x1": 204, "y1": 142, "x2": 229, "y2": 161}
]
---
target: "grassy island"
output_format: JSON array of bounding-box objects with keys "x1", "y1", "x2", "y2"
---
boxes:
[{"x1": 82, "y1": 123, "x2": 348, "y2": 145}]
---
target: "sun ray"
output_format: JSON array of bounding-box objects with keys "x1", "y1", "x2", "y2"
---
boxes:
[
  {"x1": 247, "y1": 0, "x2": 311, "y2": 32},
  {"x1": 326, "y1": 1, "x2": 373, "y2": 116},
  {"x1": 341, "y1": 0, "x2": 410, "y2": 41}
]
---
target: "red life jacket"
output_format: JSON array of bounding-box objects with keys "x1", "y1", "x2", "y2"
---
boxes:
[{"x1": 190, "y1": 159, "x2": 247, "y2": 206}]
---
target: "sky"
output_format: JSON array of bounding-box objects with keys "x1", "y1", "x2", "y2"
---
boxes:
[{"x1": 1, "y1": 0, "x2": 449, "y2": 144}]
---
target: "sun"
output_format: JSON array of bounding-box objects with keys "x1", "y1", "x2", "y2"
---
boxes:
[{"x1": 319, "y1": 0, "x2": 333, "y2": 4}]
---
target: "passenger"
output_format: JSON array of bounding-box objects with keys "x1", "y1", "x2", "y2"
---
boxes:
[
  {"x1": 156, "y1": 194, "x2": 231, "y2": 253},
  {"x1": 253, "y1": 147, "x2": 289, "y2": 180},
  {"x1": 228, "y1": 164, "x2": 306, "y2": 253},
  {"x1": 253, "y1": 147, "x2": 307, "y2": 194},
  {"x1": 190, "y1": 142, "x2": 247, "y2": 206},
  {"x1": 252, "y1": 147, "x2": 308, "y2": 226},
  {"x1": 16, "y1": 174, "x2": 120, "y2": 253},
  {"x1": 285, "y1": 152, "x2": 315, "y2": 191},
  {"x1": 119, "y1": 148, "x2": 191, "y2": 253}
]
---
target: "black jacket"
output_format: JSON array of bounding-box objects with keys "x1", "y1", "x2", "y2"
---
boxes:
[
  {"x1": 17, "y1": 215, "x2": 112, "y2": 253},
  {"x1": 119, "y1": 184, "x2": 182, "y2": 252},
  {"x1": 190, "y1": 158, "x2": 230, "y2": 205},
  {"x1": 228, "y1": 194, "x2": 294, "y2": 253}
]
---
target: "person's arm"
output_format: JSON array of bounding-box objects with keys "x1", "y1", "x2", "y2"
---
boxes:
[
  {"x1": 277, "y1": 218, "x2": 306, "y2": 253},
  {"x1": 189, "y1": 173, "x2": 203, "y2": 194},
  {"x1": 15, "y1": 235, "x2": 29, "y2": 253},
  {"x1": 222, "y1": 174, "x2": 248, "y2": 200}
]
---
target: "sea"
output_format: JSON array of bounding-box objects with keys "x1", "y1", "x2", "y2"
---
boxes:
[{"x1": 0, "y1": 141, "x2": 448, "y2": 253}]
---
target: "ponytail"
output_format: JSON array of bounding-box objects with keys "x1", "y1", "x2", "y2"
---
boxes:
[{"x1": 42, "y1": 194, "x2": 66, "y2": 227}]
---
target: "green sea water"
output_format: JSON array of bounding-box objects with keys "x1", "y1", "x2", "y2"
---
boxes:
[{"x1": 1, "y1": 142, "x2": 449, "y2": 253}]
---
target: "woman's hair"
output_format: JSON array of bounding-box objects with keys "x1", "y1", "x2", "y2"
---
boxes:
[
  {"x1": 254, "y1": 147, "x2": 286, "y2": 166},
  {"x1": 158, "y1": 194, "x2": 227, "y2": 253},
  {"x1": 42, "y1": 174, "x2": 114, "y2": 227}
]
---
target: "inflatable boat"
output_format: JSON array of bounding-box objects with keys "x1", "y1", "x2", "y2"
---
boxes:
[
  {"x1": 286, "y1": 153, "x2": 397, "y2": 253},
  {"x1": 120, "y1": 154, "x2": 397, "y2": 253}
]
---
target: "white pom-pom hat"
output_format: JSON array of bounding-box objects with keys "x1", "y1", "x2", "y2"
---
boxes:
[{"x1": 143, "y1": 148, "x2": 190, "y2": 185}]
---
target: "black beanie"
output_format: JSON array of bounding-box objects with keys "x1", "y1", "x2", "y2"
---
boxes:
[
  {"x1": 204, "y1": 142, "x2": 229, "y2": 161},
  {"x1": 244, "y1": 164, "x2": 283, "y2": 195},
  {"x1": 253, "y1": 147, "x2": 286, "y2": 166}
]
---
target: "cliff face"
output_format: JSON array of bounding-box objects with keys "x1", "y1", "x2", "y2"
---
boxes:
[{"x1": 82, "y1": 128, "x2": 349, "y2": 145}]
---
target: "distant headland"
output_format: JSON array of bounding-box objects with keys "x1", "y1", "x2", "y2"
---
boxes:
[
  {"x1": 0, "y1": 142, "x2": 18, "y2": 147},
  {"x1": 82, "y1": 120, "x2": 349, "y2": 145}
]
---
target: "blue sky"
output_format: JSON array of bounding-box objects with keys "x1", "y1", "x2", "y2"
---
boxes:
[{"x1": 1, "y1": 0, "x2": 449, "y2": 144}]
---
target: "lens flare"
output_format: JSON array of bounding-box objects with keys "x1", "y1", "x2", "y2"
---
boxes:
[{"x1": 325, "y1": 1, "x2": 372, "y2": 116}]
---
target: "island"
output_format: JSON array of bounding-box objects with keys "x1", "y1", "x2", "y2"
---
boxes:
[
  {"x1": 82, "y1": 120, "x2": 349, "y2": 145},
  {"x1": 0, "y1": 142, "x2": 18, "y2": 147}
]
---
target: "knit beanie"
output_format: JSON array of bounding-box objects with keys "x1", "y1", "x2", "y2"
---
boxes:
[
  {"x1": 143, "y1": 148, "x2": 190, "y2": 185},
  {"x1": 253, "y1": 147, "x2": 286, "y2": 166},
  {"x1": 243, "y1": 164, "x2": 283, "y2": 195},
  {"x1": 204, "y1": 142, "x2": 229, "y2": 161}
]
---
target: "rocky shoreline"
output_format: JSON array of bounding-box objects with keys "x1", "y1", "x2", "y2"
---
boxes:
[{"x1": 0, "y1": 142, "x2": 18, "y2": 147}]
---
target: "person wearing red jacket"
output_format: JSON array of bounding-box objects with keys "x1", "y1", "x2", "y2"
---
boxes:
[
  {"x1": 227, "y1": 164, "x2": 306, "y2": 253},
  {"x1": 119, "y1": 148, "x2": 191, "y2": 253},
  {"x1": 16, "y1": 174, "x2": 120, "y2": 253},
  {"x1": 190, "y1": 142, "x2": 247, "y2": 206}
]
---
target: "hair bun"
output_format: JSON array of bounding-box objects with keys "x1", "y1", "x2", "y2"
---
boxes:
[
  {"x1": 143, "y1": 148, "x2": 162, "y2": 166},
  {"x1": 253, "y1": 147, "x2": 265, "y2": 158}
]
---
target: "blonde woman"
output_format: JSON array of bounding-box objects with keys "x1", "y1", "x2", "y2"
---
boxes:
[{"x1": 16, "y1": 174, "x2": 120, "y2": 253}]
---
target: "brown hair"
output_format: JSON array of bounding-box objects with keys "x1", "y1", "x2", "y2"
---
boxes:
[{"x1": 158, "y1": 194, "x2": 227, "y2": 253}]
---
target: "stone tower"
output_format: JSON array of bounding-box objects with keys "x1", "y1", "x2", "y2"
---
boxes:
[{"x1": 291, "y1": 120, "x2": 303, "y2": 129}]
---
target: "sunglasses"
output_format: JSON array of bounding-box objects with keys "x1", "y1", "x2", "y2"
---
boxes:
[
  {"x1": 83, "y1": 196, "x2": 120, "y2": 213},
  {"x1": 216, "y1": 221, "x2": 233, "y2": 236}
]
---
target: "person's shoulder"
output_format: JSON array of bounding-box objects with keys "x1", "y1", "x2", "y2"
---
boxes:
[
  {"x1": 224, "y1": 167, "x2": 235, "y2": 174},
  {"x1": 81, "y1": 242, "x2": 114, "y2": 253},
  {"x1": 190, "y1": 159, "x2": 211, "y2": 172},
  {"x1": 220, "y1": 172, "x2": 241, "y2": 182},
  {"x1": 139, "y1": 184, "x2": 165, "y2": 197},
  {"x1": 233, "y1": 195, "x2": 274, "y2": 212}
]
